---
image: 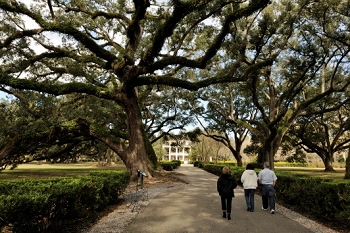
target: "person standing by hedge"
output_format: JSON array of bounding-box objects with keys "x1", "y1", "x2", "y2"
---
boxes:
[
  {"x1": 241, "y1": 163, "x2": 258, "y2": 212},
  {"x1": 217, "y1": 166, "x2": 237, "y2": 220},
  {"x1": 258, "y1": 162, "x2": 277, "y2": 214}
]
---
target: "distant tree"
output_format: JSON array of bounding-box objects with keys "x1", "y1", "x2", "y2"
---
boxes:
[
  {"x1": 226, "y1": 0, "x2": 350, "y2": 169},
  {"x1": 285, "y1": 149, "x2": 307, "y2": 164},
  {"x1": 188, "y1": 146, "x2": 199, "y2": 162},
  {"x1": 152, "y1": 137, "x2": 166, "y2": 161},
  {"x1": 289, "y1": 102, "x2": 350, "y2": 171},
  {"x1": 190, "y1": 135, "x2": 217, "y2": 162},
  {"x1": 243, "y1": 134, "x2": 263, "y2": 162},
  {"x1": 191, "y1": 82, "x2": 254, "y2": 167}
]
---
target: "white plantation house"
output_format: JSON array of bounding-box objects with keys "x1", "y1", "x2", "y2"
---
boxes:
[{"x1": 162, "y1": 140, "x2": 191, "y2": 163}]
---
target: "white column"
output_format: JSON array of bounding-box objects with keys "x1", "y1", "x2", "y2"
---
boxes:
[{"x1": 168, "y1": 145, "x2": 171, "y2": 161}]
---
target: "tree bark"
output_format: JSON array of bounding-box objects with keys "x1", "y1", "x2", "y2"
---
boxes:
[
  {"x1": 323, "y1": 155, "x2": 335, "y2": 172},
  {"x1": 345, "y1": 149, "x2": 350, "y2": 179},
  {"x1": 120, "y1": 90, "x2": 157, "y2": 180},
  {"x1": 234, "y1": 137, "x2": 243, "y2": 167},
  {"x1": 262, "y1": 136, "x2": 281, "y2": 170},
  {"x1": 90, "y1": 90, "x2": 158, "y2": 180},
  {"x1": 230, "y1": 146, "x2": 243, "y2": 167}
]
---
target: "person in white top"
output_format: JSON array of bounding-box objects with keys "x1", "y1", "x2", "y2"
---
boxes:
[{"x1": 241, "y1": 164, "x2": 258, "y2": 212}]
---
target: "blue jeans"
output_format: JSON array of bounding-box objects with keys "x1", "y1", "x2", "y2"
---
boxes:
[
  {"x1": 244, "y1": 189, "x2": 255, "y2": 211},
  {"x1": 262, "y1": 184, "x2": 275, "y2": 210}
]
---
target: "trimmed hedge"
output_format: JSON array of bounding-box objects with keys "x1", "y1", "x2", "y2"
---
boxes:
[
  {"x1": 193, "y1": 161, "x2": 205, "y2": 168},
  {"x1": 159, "y1": 161, "x2": 181, "y2": 171},
  {"x1": 275, "y1": 173, "x2": 350, "y2": 222},
  {"x1": 171, "y1": 160, "x2": 182, "y2": 167},
  {"x1": 203, "y1": 164, "x2": 245, "y2": 185},
  {"x1": 275, "y1": 162, "x2": 308, "y2": 167},
  {"x1": 0, "y1": 170, "x2": 130, "y2": 233}
]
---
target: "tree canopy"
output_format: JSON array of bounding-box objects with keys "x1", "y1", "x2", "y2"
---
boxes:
[
  {"x1": 187, "y1": 0, "x2": 350, "y2": 170},
  {"x1": 1, "y1": 0, "x2": 350, "y2": 177},
  {"x1": 0, "y1": 0, "x2": 272, "y2": 178}
]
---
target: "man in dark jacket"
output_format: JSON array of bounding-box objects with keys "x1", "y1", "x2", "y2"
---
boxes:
[{"x1": 217, "y1": 166, "x2": 237, "y2": 220}]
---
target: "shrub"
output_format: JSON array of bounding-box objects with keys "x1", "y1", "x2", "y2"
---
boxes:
[
  {"x1": 193, "y1": 161, "x2": 200, "y2": 167},
  {"x1": 203, "y1": 164, "x2": 223, "y2": 176},
  {"x1": 0, "y1": 170, "x2": 130, "y2": 233},
  {"x1": 275, "y1": 162, "x2": 308, "y2": 167},
  {"x1": 171, "y1": 160, "x2": 182, "y2": 167},
  {"x1": 159, "y1": 161, "x2": 179, "y2": 171},
  {"x1": 274, "y1": 172, "x2": 350, "y2": 222}
]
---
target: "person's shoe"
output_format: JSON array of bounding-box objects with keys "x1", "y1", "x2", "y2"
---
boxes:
[
  {"x1": 270, "y1": 209, "x2": 275, "y2": 214},
  {"x1": 250, "y1": 209, "x2": 254, "y2": 212},
  {"x1": 227, "y1": 213, "x2": 231, "y2": 220},
  {"x1": 222, "y1": 212, "x2": 226, "y2": 218},
  {"x1": 247, "y1": 208, "x2": 250, "y2": 211},
  {"x1": 262, "y1": 207, "x2": 268, "y2": 210}
]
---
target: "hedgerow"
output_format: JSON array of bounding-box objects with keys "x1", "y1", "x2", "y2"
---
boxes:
[{"x1": 0, "y1": 170, "x2": 130, "y2": 233}]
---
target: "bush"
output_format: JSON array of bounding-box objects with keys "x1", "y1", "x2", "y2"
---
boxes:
[
  {"x1": 203, "y1": 164, "x2": 223, "y2": 176},
  {"x1": 275, "y1": 162, "x2": 308, "y2": 167},
  {"x1": 217, "y1": 162, "x2": 236, "y2": 167},
  {"x1": 275, "y1": 172, "x2": 350, "y2": 222},
  {"x1": 193, "y1": 161, "x2": 204, "y2": 168},
  {"x1": 202, "y1": 164, "x2": 246, "y2": 183},
  {"x1": 159, "y1": 161, "x2": 179, "y2": 171},
  {"x1": 171, "y1": 160, "x2": 182, "y2": 167},
  {"x1": 0, "y1": 170, "x2": 130, "y2": 233},
  {"x1": 248, "y1": 162, "x2": 264, "y2": 169}
]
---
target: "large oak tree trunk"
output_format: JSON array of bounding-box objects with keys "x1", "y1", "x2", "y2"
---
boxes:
[
  {"x1": 234, "y1": 137, "x2": 243, "y2": 167},
  {"x1": 258, "y1": 143, "x2": 276, "y2": 169},
  {"x1": 120, "y1": 90, "x2": 158, "y2": 180},
  {"x1": 323, "y1": 154, "x2": 335, "y2": 172},
  {"x1": 230, "y1": 145, "x2": 243, "y2": 167},
  {"x1": 262, "y1": 137, "x2": 281, "y2": 170},
  {"x1": 264, "y1": 145, "x2": 275, "y2": 170}
]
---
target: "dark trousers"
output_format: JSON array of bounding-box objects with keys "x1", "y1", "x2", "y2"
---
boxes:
[
  {"x1": 220, "y1": 196, "x2": 232, "y2": 213},
  {"x1": 262, "y1": 184, "x2": 275, "y2": 210}
]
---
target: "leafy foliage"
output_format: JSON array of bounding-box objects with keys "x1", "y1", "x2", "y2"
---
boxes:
[
  {"x1": 0, "y1": 0, "x2": 272, "y2": 178},
  {"x1": 0, "y1": 170, "x2": 130, "y2": 232}
]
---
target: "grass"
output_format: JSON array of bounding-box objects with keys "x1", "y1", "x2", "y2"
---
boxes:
[
  {"x1": 0, "y1": 162, "x2": 127, "y2": 180},
  {"x1": 275, "y1": 167, "x2": 346, "y2": 180},
  {"x1": 0, "y1": 162, "x2": 347, "y2": 181}
]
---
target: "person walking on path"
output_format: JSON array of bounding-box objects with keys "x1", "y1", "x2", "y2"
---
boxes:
[
  {"x1": 122, "y1": 165, "x2": 329, "y2": 233},
  {"x1": 258, "y1": 161, "x2": 278, "y2": 214},
  {"x1": 241, "y1": 163, "x2": 258, "y2": 212},
  {"x1": 217, "y1": 166, "x2": 237, "y2": 220}
]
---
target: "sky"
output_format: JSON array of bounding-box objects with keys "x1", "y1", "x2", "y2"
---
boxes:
[
  {"x1": 0, "y1": 0, "x2": 56, "y2": 102},
  {"x1": 0, "y1": 92, "x2": 7, "y2": 100}
]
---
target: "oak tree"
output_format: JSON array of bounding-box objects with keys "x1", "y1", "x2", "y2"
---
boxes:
[{"x1": 0, "y1": 0, "x2": 271, "y2": 178}]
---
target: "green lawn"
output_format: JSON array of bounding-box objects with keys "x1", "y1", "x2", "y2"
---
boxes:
[
  {"x1": 0, "y1": 162, "x2": 127, "y2": 180},
  {"x1": 0, "y1": 162, "x2": 347, "y2": 181},
  {"x1": 275, "y1": 167, "x2": 346, "y2": 180}
]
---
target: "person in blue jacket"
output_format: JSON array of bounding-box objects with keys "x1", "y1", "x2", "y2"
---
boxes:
[{"x1": 217, "y1": 166, "x2": 237, "y2": 220}]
